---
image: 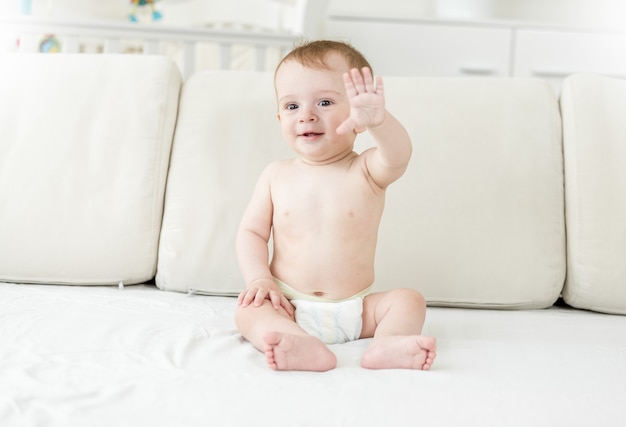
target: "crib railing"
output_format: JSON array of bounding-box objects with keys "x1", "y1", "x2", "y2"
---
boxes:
[{"x1": 0, "y1": 16, "x2": 300, "y2": 78}]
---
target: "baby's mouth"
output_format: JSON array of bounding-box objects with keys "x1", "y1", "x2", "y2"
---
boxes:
[{"x1": 301, "y1": 132, "x2": 323, "y2": 137}]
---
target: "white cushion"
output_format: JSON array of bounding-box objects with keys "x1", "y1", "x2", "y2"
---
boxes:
[
  {"x1": 0, "y1": 54, "x2": 181, "y2": 285},
  {"x1": 373, "y1": 77, "x2": 565, "y2": 308},
  {"x1": 156, "y1": 71, "x2": 292, "y2": 294},
  {"x1": 159, "y1": 72, "x2": 565, "y2": 308},
  {"x1": 560, "y1": 74, "x2": 626, "y2": 315}
]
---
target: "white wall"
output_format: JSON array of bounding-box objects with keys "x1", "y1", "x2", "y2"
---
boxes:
[
  {"x1": 492, "y1": 0, "x2": 626, "y2": 30},
  {"x1": 5, "y1": 1, "x2": 287, "y2": 30},
  {"x1": 0, "y1": 0, "x2": 127, "y2": 19},
  {"x1": 4, "y1": 0, "x2": 625, "y2": 31},
  {"x1": 328, "y1": 0, "x2": 626, "y2": 30}
]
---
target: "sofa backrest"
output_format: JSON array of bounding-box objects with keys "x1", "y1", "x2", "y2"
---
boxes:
[
  {"x1": 0, "y1": 54, "x2": 181, "y2": 285},
  {"x1": 560, "y1": 74, "x2": 626, "y2": 315},
  {"x1": 377, "y1": 77, "x2": 565, "y2": 308},
  {"x1": 158, "y1": 72, "x2": 566, "y2": 309},
  {"x1": 7, "y1": 54, "x2": 626, "y2": 315},
  {"x1": 156, "y1": 71, "x2": 292, "y2": 294}
]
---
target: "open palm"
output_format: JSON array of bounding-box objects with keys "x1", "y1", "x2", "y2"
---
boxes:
[{"x1": 337, "y1": 67, "x2": 386, "y2": 135}]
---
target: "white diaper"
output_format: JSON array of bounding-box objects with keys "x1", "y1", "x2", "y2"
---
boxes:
[{"x1": 291, "y1": 298, "x2": 364, "y2": 345}]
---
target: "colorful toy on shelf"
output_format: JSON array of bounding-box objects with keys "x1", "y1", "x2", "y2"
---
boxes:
[
  {"x1": 39, "y1": 35, "x2": 61, "y2": 53},
  {"x1": 129, "y1": 0, "x2": 162, "y2": 23}
]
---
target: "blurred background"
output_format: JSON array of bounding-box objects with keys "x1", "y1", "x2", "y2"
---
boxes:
[
  {"x1": 1, "y1": 0, "x2": 625, "y2": 92},
  {"x1": 1, "y1": 0, "x2": 625, "y2": 31}
]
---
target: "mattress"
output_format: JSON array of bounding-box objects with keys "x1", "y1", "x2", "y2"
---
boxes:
[{"x1": 1, "y1": 283, "x2": 624, "y2": 427}]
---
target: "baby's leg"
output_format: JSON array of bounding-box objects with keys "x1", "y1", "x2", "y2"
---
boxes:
[
  {"x1": 235, "y1": 300, "x2": 336, "y2": 371},
  {"x1": 360, "y1": 289, "x2": 437, "y2": 370}
]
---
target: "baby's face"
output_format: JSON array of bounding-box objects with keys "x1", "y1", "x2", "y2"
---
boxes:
[{"x1": 275, "y1": 54, "x2": 356, "y2": 164}]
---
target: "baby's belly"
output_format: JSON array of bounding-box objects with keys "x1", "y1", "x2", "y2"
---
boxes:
[{"x1": 270, "y1": 243, "x2": 375, "y2": 300}]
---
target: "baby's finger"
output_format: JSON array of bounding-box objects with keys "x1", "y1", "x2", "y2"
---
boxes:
[
  {"x1": 253, "y1": 288, "x2": 268, "y2": 307},
  {"x1": 361, "y1": 67, "x2": 375, "y2": 93},
  {"x1": 237, "y1": 290, "x2": 247, "y2": 305},
  {"x1": 268, "y1": 291, "x2": 282, "y2": 310},
  {"x1": 375, "y1": 75, "x2": 384, "y2": 97},
  {"x1": 343, "y1": 71, "x2": 358, "y2": 98},
  {"x1": 238, "y1": 289, "x2": 249, "y2": 305},
  {"x1": 240, "y1": 288, "x2": 258, "y2": 306},
  {"x1": 336, "y1": 117, "x2": 356, "y2": 135},
  {"x1": 350, "y1": 68, "x2": 365, "y2": 93},
  {"x1": 280, "y1": 295, "x2": 294, "y2": 316}
]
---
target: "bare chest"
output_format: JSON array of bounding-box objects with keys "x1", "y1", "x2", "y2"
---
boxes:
[{"x1": 270, "y1": 169, "x2": 384, "y2": 232}]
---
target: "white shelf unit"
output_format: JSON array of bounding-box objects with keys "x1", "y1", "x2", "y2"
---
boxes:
[
  {"x1": 327, "y1": 15, "x2": 626, "y2": 92},
  {"x1": 0, "y1": 16, "x2": 300, "y2": 79}
]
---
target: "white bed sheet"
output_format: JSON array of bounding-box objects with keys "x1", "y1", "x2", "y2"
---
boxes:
[{"x1": 1, "y1": 283, "x2": 624, "y2": 427}]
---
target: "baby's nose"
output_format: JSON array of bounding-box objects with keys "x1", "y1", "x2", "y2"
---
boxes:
[{"x1": 298, "y1": 108, "x2": 317, "y2": 122}]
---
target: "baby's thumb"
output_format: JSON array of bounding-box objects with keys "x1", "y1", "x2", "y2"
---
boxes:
[{"x1": 336, "y1": 118, "x2": 354, "y2": 135}]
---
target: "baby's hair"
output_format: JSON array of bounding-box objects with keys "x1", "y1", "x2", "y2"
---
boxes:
[{"x1": 275, "y1": 40, "x2": 373, "y2": 77}]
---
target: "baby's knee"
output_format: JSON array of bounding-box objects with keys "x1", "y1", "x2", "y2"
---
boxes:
[
  {"x1": 234, "y1": 303, "x2": 252, "y2": 331},
  {"x1": 390, "y1": 288, "x2": 427, "y2": 310},
  {"x1": 235, "y1": 299, "x2": 293, "y2": 328},
  {"x1": 235, "y1": 301, "x2": 265, "y2": 329}
]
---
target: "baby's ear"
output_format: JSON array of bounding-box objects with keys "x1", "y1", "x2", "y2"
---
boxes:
[{"x1": 276, "y1": 112, "x2": 281, "y2": 121}]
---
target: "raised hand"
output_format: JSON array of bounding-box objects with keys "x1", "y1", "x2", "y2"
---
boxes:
[{"x1": 336, "y1": 67, "x2": 386, "y2": 135}]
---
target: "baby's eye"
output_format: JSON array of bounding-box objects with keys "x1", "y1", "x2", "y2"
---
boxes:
[
  {"x1": 285, "y1": 103, "x2": 298, "y2": 111},
  {"x1": 319, "y1": 100, "x2": 333, "y2": 107}
]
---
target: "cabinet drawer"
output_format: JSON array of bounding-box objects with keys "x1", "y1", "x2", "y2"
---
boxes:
[
  {"x1": 514, "y1": 29, "x2": 626, "y2": 91},
  {"x1": 327, "y1": 18, "x2": 512, "y2": 77}
]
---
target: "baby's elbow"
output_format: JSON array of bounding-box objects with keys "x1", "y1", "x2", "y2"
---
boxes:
[{"x1": 237, "y1": 224, "x2": 270, "y2": 247}]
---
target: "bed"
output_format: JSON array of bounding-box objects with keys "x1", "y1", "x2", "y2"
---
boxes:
[{"x1": 2, "y1": 282, "x2": 624, "y2": 426}]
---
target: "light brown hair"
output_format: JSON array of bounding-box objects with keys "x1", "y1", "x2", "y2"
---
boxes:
[{"x1": 275, "y1": 40, "x2": 372, "y2": 78}]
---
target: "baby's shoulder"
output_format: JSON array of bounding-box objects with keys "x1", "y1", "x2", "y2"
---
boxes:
[{"x1": 263, "y1": 158, "x2": 297, "y2": 176}]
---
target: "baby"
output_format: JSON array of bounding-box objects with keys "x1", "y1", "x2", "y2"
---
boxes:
[{"x1": 235, "y1": 40, "x2": 436, "y2": 371}]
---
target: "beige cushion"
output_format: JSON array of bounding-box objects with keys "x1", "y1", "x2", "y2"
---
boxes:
[
  {"x1": 159, "y1": 73, "x2": 565, "y2": 309},
  {"x1": 560, "y1": 74, "x2": 626, "y2": 315},
  {"x1": 374, "y1": 77, "x2": 565, "y2": 308},
  {"x1": 0, "y1": 54, "x2": 181, "y2": 285},
  {"x1": 156, "y1": 71, "x2": 291, "y2": 294}
]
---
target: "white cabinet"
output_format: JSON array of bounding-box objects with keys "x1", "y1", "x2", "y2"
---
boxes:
[
  {"x1": 326, "y1": 16, "x2": 626, "y2": 92},
  {"x1": 514, "y1": 29, "x2": 626, "y2": 92},
  {"x1": 327, "y1": 18, "x2": 512, "y2": 77}
]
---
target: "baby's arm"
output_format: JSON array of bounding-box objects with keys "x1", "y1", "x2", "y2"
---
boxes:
[
  {"x1": 236, "y1": 167, "x2": 292, "y2": 314},
  {"x1": 337, "y1": 67, "x2": 412, "y2": 188}
]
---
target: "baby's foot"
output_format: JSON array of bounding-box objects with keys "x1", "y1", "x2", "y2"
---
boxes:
[
  {"x1": 263, "y1": 331, "x2": 337, "y2": 372},
  {"x1": 361, "y1": 335, "x2": 437, "y2": 370}
]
